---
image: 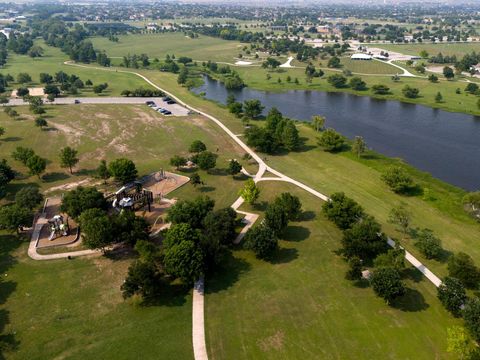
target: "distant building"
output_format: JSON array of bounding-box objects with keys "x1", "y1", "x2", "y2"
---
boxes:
[
  {"x1": 316, "y1": 25, "x2": 330, "y2": 34},
  {"x1": 0, "y1": 28, "x2": 12, "y2": 39},
  {"x1": 373, "y1": 54, "x2": 388, "y2": 61},
  {"x1": 351, "y1": 53, "x2": 372, "y2": 60},
  {"x1": 270, "y1": 25, "x2": 287, "y2": 31},
  {"x1": 146, "y1": 23, "x2": 158, "y2": 31}
]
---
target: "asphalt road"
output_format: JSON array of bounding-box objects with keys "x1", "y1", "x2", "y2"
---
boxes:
[{"x1": 5, "y1": 97, "x2": 191, "y2": 116}]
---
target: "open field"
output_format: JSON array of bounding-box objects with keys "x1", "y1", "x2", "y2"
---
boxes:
[
  {"x1": 0, "y1": 104, "x2": 251, "y2": 208},
  {"x1": 374, "y1": 42, "x2": 480, "y2": 57},
  {"x1": 267, "y1": 124, "x2": 480, "y2": 278},
  {"x1": 340, "y1": 58, "x2": 399, "y2": 75},
  {"x1": 0, "y1": 235, "x2": 194, "y2": 360},
  {"x1": 0, "y1": 103, "x2": 259, "y2": 358},
  {"x1": 114, "y1": 68, "x2": 480, "y2": 277},
  {"x1": 206, "y1": 181, "x2": 460, "y2": 359},
  {"x1": 0, "y1": 41, "x2": 150, "y2": 96},
  {"x1": 90, "y1": 33, "x2": 245, "y2": 63}
]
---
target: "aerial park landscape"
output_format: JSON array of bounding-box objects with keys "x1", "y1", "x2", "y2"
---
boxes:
[{"x1": 0, "y1": 1, "x2": 479, "y2": 359}]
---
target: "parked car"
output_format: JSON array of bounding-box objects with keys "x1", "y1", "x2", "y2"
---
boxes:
[
  {"x1": 74, "y1": 99, "x2": 80, "y2": 104},
  {"x1": 145, "y1": 101, "x2": 155, "y2": 105},
  {"x1": 166, "y1": 100, "x2": 176, "y2": 105},
  {"x1": 163, "y1": 110, "x2": 172, "y2": 115},
  {"x1": 162, "y1": 96, "x2": 171, "y2": 101}
]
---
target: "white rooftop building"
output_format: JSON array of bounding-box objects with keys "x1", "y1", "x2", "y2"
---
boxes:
[{"x1": 350, "y1": 53, "x2": 372, "y2": 60}]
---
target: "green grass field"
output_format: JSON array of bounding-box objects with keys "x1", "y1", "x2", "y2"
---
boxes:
[
  {"x1": 340, "y1": 58, "x2": 398, "y2": 75},
  {"x1": 90, "y1": 33, "x2": 245, "y2": 63},
  {"x1": 0, "y1": 235, "x2": 194, "y2": 360},
  {"x1": 206, "y1": 181, "x2": 460, "y2": 359},
  {"x1": 1, "y1": 57, "x2": 477, "y2": 358},
  {"x1": 122, "y1": 68, "x2": 480, "y2": 276},
  {"x1": 0, "y1": 104, "x2": 251, "y2": 207},
  {"x1": 0, "y1": 41, "x2": 150, "y2": 96},
  {"x1": 0, "y1": 103, "x2": 257, "y2": 358},
  {"x1": 375, "y1": 42, "x2": 480, "y2": 57}
]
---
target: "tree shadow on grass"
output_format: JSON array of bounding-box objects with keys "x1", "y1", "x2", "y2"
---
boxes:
[
  {"x1": 298, "y1": 210, "x2": 316, "y2": 222},
  {"x1": 104, "y1": 246, "x2": 137, "y2": 262},
  {"x1": 0, "y1": 309, "x2": 18, "y2": 360},
  {"x1": 198, "y1": 186, "x2": 215, "y2": 193},
  {"x1": 4, "y1": 182, "x2": 39, "y2": 202},
  {"x1": 295, "y1": 138, "x2": 317, "y2": 153},
  {"x1": 403, "y1": 267, "x2": 424, "y2": 283},
  {"x1": 0, "y1": 235, "x2": 21, "y2": 273},
  {"x1": 0, "y1": 282, "x2": 16, "y2": 306},
  {"x1": 206, "y1": 250, "x2": 251, "y2": 294},
  {"x1": 252, "y1": 201, "x2": 268, "y2": 212},
  {"x1": 391, "y1": 288, "x2": 429, "y2": 312},
  {"x1": 283, "y1": 225, "x2": 310, "y2": 242},
  {"x1": 143, "y1": 281, "x2": 189, "y2": 307},
  {"x1": 1, "y1": 137, "x2": 21, "y2": 142},
  {"x1": 268, "y1": 247, "x2": 298, "y2": 265},
  {"x1": 352, "y1": 279, "x2": 370, "y2": 288},
  {"x1": 233, "y1": 173, "x2": 249, "y2": 181},
  {"x1": 75, "y1": 168, "x2": 97, "y2": 177},
  {"x1": 42, "y1": 172, "x2": 70, "y2": 183},
  {"x1": 436, "y1": 248, "x2": 453, "y2": 264},
  {"x1": 208, "y1": 168, "x2": 228, "y2": 176}
]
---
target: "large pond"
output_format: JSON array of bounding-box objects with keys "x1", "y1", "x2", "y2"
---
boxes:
[{"x1": 192, "y1": 75, "x2": 480, "y2": 191}]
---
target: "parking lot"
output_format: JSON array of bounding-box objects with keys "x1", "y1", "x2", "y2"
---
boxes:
[
  {"x1": 5, "y1": 97, "x2": 191, "y2": 116},
  {"x1": 146, "y1": 97, "x2": 191, "y2": 117}
]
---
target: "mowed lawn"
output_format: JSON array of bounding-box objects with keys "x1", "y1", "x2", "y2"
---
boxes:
[
  {"x1": 0, "y1": 104, "x2": 250, "y2": 207},
  {"x1": 205, "y1": 181, "x2": 459, "y2": 360},
  {"x1": 340, "y1": 58, "x2": 398, "y2": 75},
  {"x1": 0, "y1": 41, "x2": 149, "y2": 96},
  {"x1": 90, "y1": 33, "x2": 245, "y2": 63},
  {"x1": 375, "y1": 42, "x2": 480, "y2": 57},
  {"x1": 0, "y1": 235, "x2": 193, "y2": 360},
  {"x1": 267, "y1": 124, "x2": 480, "y2": 278}
]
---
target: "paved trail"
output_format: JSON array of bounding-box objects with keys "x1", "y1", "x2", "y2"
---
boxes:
[{"x1": 64, "y1": 62, "x2": 444, "y2": 360}]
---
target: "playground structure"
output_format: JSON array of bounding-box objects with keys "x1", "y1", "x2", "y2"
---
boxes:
[
  {"x1": 31, "y1": 170, "x2": 190, "y2": 250},
  {"x1": 47, "y1": 215, "x2": 70, "y2": 241},
  {"x1": 35, "y1": 197, "x2": 80, "y2": 249},
  {"x1": 112, "y1": 181, "x2": 154, "y2": 212}
]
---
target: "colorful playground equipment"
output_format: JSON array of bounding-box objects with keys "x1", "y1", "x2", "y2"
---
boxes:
[{"x1": 48, "y1": 215, "x2": 69, "y2": 241}]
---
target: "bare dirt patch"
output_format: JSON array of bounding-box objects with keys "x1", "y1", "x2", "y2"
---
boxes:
[{"x1": 258, "y1": 331, "x2": 285, "y2": 352}]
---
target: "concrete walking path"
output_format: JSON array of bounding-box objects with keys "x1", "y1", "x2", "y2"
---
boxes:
[
  {"x1": 192, "y1": 277, "x2": 208, "y2": 360},
  {"x1": 64, "y1": 61, "x2": 445, "y2": 360}
]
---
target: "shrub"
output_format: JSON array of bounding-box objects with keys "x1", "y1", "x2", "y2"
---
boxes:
[
  {"x1": 60, "y1": 186, "x2": 107, "y2": 219},
  {"x1": 414, "y1": 228, "x2": 443, "y2": 259},
  {"x1": 15, "y1": 186, "x2": 43, "y2": 210},
  {"x1": 371, "y1": 267, "x2": 406, "y2": 304},
  {"x1": 447, "y1": 252, "x2": 480, "y2": 289},
  {"x1": 341, "y1": 216, "x2": 388, "y2": 261},
  {"x1": 372, "y1": 84, "x2": 390, "y2": 95},
  {"x1": 402, "y1": 85, "x2": 420, "y2": 99},
  {"x1": 437, "y1": 277, "x2": 467, "y2": 317},
  {"x1": 327, "y1": 74, "x2": 347, "y2": 88},
  {"x1": 322, "y1": 192, "x2": 364, "y2": 230},
  {"x1": 108, "y1": 158, "x2": 138, "y2": 184},
  {"x1": 381, "y1": 166, "x2": 415, "y2": 194},
  {"x1": 244, "y1": 224, "x2": 278, "y2": 259},
  {"x1": 463, "y1": 297, "x2": 480, "y2": 342},
  {"x1": 318, "y1": 128, "x2": 345, "y2": 152}
]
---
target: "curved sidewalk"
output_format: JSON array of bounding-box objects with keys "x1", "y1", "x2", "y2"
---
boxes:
[{"x1": 65, "y1": 62, "x2": 445, "y2": 360}]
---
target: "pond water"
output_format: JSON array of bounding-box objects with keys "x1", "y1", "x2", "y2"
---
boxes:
[{"x1": 192, "y1": 75, "x2": 480, "y2": 191}]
